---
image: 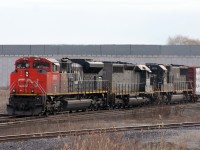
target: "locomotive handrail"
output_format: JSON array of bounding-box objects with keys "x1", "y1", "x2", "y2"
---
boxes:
[
  {"x1": 112, "y1": 83, "x2": 142, "y2": 95},
  {"x1": 111, "y1": 81, "x2": 193, "y2": 95},
  {"x1": 8, "y1": 81, "x2": 16, "y2": 99},
  {"x1": 34, "y1": 81, "x2": 47, "y2": 111},
  {"x1": 173, "y1": 81, "x2": 192, "y2": 91},
  {"x1": 77, "y1": 80, "x2": 109, "y2": 93}
]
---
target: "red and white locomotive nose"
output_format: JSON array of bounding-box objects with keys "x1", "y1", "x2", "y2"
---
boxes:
[{"x1": 8, "y1": 57, "x2": 53, "y2": 115}]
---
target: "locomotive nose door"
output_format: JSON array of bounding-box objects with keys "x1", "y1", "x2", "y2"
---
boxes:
[
  {"x1": 94, "y1": 76, "x2": 97, "y2": 90},
  {"x1": 15, "y1": 61, "x2": 31, "y2": 94},
  {"x1": 136, "y1": 65, "x2": 152, "y2": 92}
]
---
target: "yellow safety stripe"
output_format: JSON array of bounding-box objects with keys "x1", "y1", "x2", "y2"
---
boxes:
[
  {"x1": 111, "y1": 90, "x2": 193, "y2": 95},
  {"x1": 10, "y1": 94, "x2": 45, "y2": 96},
  {"x1": 10, "y1": 89, "x2": 193, "y2": 97},
  {"x1": 47, "y1": 90, "x2": 108, "y2": 96}
]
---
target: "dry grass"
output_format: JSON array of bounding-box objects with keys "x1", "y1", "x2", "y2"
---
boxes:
[
  {"x1": 15, "y1": 131, "x2": 189, "y2": 150},
  {"x1": 60, "y1": 132, "x2": 188, "y2": 150},
  {"x1": 0, "y1": 90, "x2": 8, "y2": 113}
]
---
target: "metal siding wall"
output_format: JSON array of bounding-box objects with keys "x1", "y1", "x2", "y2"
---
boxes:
[
  {"x1": 0, "y1": 45, "x2": 2, "y2": 55},
  {"x1": 44, "y1": 45, "x2": 59, "y2": 55},
  {"x1": 59, "y1": 45, "x2": 79, "y2": 55},
  {"x1": 2, "y1": 45, "x2": 30, "y2": 55},
  {"x1": 58, "y1": 45, "x2": 101, "y2": 55},
  {"x1": 0, "y1": 45, "x2": 200, "y2": 56},
  {"x1": 30, "y1": 45, "x2": 45, "y2": 55},
  {"x1": 80, "y1": 45, "x2": 101, "y2": 55},
  {"x1": 101, "y1": 45, "x2": 131, "y2": 55},
  {"x1": 161, "y1": 45, "x2": 191, "y2": 56},
  {"x1": 190, "y1": 46, "x2": 200, "y2": 55},
  {"x1": 0, "y1": 56, "x2": 18, "y2": 87},
  {"x1": 0, "y1": 58, "x2": 3, "y2": 86},
  {"x1": 131, "y1": 45, "x2": 161, "y2": 55}
]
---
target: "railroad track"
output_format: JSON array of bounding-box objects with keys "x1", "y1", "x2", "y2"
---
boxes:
[
  {"x1": 0, "y1": 108, "x2": 129, "y2": 123},
  {"x1": 0, "y1": 113, "x2": 10, "y2": 117},
  {"x1": 0, "y1": 102, "x2": 200, "y2": 128},
  {"x1": 0, "y1": 104, "x2": 161, "y2": 124},
  {"x1": 0, "y1": 115, "x2": 46, "y2": 123},
  {"x1": 0, "y1": 122, "x2": 200, "y2": 142},
  {"x1": 0, "y1": 103, "x2": 184, "y2": 127},
  {"x1": 0, "y1": 109, "x2": 137, "y2": 129}
]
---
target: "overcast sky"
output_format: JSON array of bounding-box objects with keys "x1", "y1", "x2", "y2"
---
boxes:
[{"x1": 0, "y1": 0, "x2": 199, "y2": 45}]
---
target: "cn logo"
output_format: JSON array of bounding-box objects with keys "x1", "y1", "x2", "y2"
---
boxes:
[{"x1": 18, "y1": 78, "x2": 38, "y2": 88}]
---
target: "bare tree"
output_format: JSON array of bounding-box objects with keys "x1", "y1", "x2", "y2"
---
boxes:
[{"x1": 167, "y1": 35, "x2": 200, "y2": 45}]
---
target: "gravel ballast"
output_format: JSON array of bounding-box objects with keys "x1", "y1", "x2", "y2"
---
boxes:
[{"x1": 0, "y1": 127, "x2": 200, "y2": 150}]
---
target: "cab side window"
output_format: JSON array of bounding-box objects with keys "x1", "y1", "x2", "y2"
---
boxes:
[{"x1": 33, "y1": 62, "x2": 50, "y2": 69}]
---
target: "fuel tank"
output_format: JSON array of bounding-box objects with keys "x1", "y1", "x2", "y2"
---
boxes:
[
  {"x1": 63, "y1": 99, "x2": 92, "y2": 111},
  {"x1": 128, "y1": 97, "x2": 150, "y2": 106},
  {"x1": 170, "y1": 94, "x2": 187, "y2": 103}
]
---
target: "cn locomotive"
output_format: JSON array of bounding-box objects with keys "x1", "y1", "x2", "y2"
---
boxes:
[{"x1": 7, "y1": 56, "x2": 200, "y2": 116}]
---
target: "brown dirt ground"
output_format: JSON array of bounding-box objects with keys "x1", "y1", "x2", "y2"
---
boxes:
[{"x1": 0, "y1": 90, "x2": 8, "y2": 113}]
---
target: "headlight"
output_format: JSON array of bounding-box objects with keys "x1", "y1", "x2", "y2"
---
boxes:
[
  {"x1": 12, "y1": 89, "x2": 16, "y2": 93},
  {"x1": 31, "y1": 89, "x2": 34, "y2": 93},
  {"x1": 25, "y1": 71, "x2": 29, "y2": 77}
]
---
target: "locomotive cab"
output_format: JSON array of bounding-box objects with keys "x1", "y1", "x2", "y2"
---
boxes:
[
  {"x1": 146, "y1": 63, "x2": 169, "y2": 91},
  {"x1": 135, "y1": 65, "x2": 152, "y2": 92}
]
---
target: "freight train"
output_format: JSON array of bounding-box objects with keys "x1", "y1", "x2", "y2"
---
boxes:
[{"x1": 7, "y1": 56, "x2": 200, "y2": 116}]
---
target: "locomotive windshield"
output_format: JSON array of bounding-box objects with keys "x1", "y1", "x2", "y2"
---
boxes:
[
  {"x1": 16, "y1": 62, "x2": 30, "y2": 68},
  {"x1": 33, "y1": 62, "x2": 50, "y2": 69}
]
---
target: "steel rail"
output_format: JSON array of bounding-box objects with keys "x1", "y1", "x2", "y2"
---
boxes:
[
  {"x1": 0, "y1": 104, "x2": 161, "y2": 123},
  {"x1": 0, "y1": 122, "x2": 200, "y2": 142},
  {"x1": 0, "y1": 102, "x2": 200, "y2": 127},
  {"x1": 0, "y1": 109, "x2": 137, "y2": 128}
]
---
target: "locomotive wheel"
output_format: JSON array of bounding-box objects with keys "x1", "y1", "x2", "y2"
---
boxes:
[
  {"x1": 38, "y1": 113, "x2": 43, "y2": 117},
  {"x1": 45, "y1": 111, "x2": 49, "y2": 117},
  {"x1": 53, "y1": 111, "x2": 57, "y2": 115},
  {"x1": 82, "y1": 109, "x2": 86, "y2": 112},
  {"x1": 153, "y1": 93, "x2": 161, "y2": 105},
  {"x1": 162, "y1": 95, "x2": 169, "y2": 104}
]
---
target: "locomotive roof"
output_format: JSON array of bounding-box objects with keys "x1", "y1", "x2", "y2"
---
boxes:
[
  {"x1": 16, "y1": 57, "x2": 60, "y2": 66},
  {"x1": 159, "y1": 65, "x2": 167, "y2": 71},
  {"x1": 70, "y1": 59, "x2": 103, "y2": 68},
  {"x1": 137, "y1": 65, "x2": 152, "y2": 72},
  {"x1": 86, "y1": 61, "x2": 104, "y2": 68},
  {"x1": 46, "y1": 58, "x2": 60, "y2": 66}
]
